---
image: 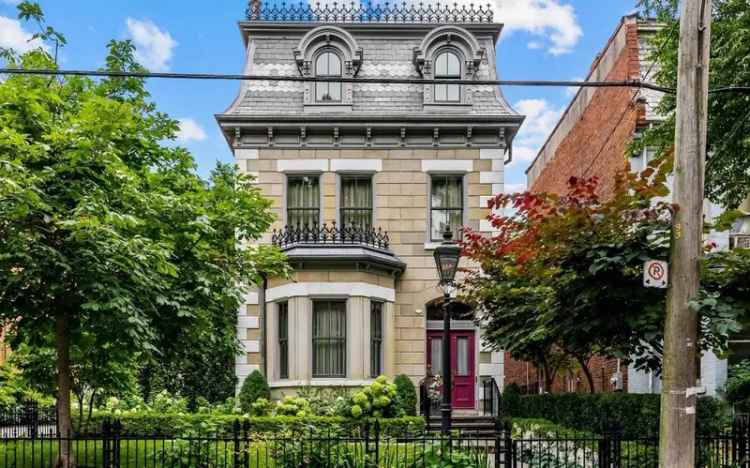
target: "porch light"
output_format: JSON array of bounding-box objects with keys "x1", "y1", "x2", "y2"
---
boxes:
[{"x1": 433, "y1": 226, "x2": 461, "y2": 287}]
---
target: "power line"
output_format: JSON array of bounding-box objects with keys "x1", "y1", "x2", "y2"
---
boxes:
[{"x1": 0, "y1": 67, "x2": 677, "y2": 93}]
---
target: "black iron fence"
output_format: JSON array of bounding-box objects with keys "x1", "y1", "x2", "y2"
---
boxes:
[
  {"x1": 0, "y1": 402, "x2": 57, "y2": 438},
  {"x1": 2, "y1": 418, "x2": 750, "y2": 467}
]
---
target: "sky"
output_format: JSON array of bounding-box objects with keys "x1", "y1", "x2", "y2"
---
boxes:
[{"x1": 0, "y1": 0, "x2": 643, "y2": 192}]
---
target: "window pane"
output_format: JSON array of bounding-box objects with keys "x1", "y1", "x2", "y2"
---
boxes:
[
  {"x1": 313, "y1": 301, "x2": 346, "y2": 378},
  {"x1": 434, "y1": 84, "x2": 447, "y2": 102},
  {"x1": 341, "y1": 177, "x2": 373, "y2": 229},
  {"x1": 316, "y1": 82, "x2": 329, "y2": 101},
  {"x1": 447, "y1": 83, "x2": 460, "y2": 102},
  {"x1": 329, "y1": 82, "x2": 342, "y2": 101},
  {"x1": 288, "y1": 176, "x2": 320, "y2": 228},
  {"x1": 431, "y1": 176, "x2": 463, "y2": 208},
  {"x1": 456, "y1": 337, "x2": 469, "y2": 376},
  {"x1": 435, "y1": 52, "x2": 447, "y2": 76},
  {"x1": 431, "y1": 209, "x2": 462, "y2": 241},
  {"x1": 446, "y1": 53, "x2": 460, "y2": 76},
  {"x1": 278, "y1": 302, "x2": 289, "y2": 379},
  {"x1": 316, "y1": 52, "x2": 340, "y2": 76},
  {"x1": 430, "y1": 338, "x2": 443, "y2": 377},
  {"x1": 370, "y1": 302, "x2": 383, "y2": 378}
]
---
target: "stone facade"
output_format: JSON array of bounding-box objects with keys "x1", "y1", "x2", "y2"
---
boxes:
[{"x1": 219, "y1": 11, "x2": 523, "y2": 408}]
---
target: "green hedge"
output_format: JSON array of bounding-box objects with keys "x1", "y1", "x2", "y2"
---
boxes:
[
  {"x1": 502, "y1": 393, "x2": 729, "y2": 438},
  {"x1": 81, "y1": 412, "x2": 425, "y2": 437}
]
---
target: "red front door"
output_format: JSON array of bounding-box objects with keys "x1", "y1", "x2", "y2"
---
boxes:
[{"x1": 426, "y1": 330, "x2": 475, "y2": 409}]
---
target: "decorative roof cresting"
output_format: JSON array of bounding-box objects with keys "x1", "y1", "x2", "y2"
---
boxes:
[{"x1": 246, "y1": 1, "x2": 495, "y2": 23}]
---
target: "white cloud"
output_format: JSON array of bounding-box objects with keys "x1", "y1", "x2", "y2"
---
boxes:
[
  {"x1": 510, "y1": 99, "x2": 564, "y2": 168},
  {"x1": 125, "y1": 18, "x2": 177, "y2": 72},
  {"x1": 487, "y1": 0, "x2": 582, "y2": 55},
  {"x1": 175, "y1": 118, "x2": 207, "y2": 143},
  {"x1": 0, "y1": 16, "x2": 46, "y2": 53},
  {"x1": 505, "y1": 183, "x2": 528, "y2": 194}
]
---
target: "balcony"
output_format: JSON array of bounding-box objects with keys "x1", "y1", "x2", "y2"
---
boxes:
[{"x1": 271, "y1": 223, "x2": 406, "y2": 274}]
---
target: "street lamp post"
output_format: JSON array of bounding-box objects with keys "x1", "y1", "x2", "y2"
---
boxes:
[{"x1": 433, "y1": 226, "x2": 461, "y2": 435}]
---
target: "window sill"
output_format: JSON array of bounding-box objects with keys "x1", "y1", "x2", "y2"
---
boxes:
[
  {"x1": 424, "y1": 242, "x2": 441, "y2": 251},
  {"x1": 269, "y1": 379, "x2": 375, "y2": 388}
]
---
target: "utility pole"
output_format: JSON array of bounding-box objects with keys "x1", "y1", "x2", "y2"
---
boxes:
[{"x1": 659, "y1": 0, "x2": 712, "y2": 466}]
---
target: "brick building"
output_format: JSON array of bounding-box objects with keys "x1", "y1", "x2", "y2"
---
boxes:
[
  {"x1": 216, "y1": 2, "x2": 524, "y2": 411},
  {"x1": 510, "y1": 14, "x2": 750, "y2": 396}
]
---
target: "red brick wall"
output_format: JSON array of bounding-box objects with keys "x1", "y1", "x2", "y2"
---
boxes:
[
  {"x1": 530, "y1": 23, "x2": 643, "y2": 199},
  {"x1": 505, "y1": 22, "x2": 645, "y2": 395}
]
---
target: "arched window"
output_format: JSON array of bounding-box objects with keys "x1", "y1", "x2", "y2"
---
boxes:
[
  {"x1": 315, "y1": 50, "x2": 342, "y2": 102},
  {"x1": 434, "y1": 50, "x2": 461, "y2": 103}
]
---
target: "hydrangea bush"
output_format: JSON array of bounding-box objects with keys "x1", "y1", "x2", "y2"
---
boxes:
[{"x1": 349, "y1": 375, "x2": 400, "y2": 419}]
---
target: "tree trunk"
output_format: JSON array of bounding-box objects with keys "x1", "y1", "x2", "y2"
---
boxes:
[
  {"x1": 55, "y1": 315, "x2": 74, "y2": 468},
  {"x1": 86, "y1": 390, "x2": 96, "y2": 431},
  {"x1": 577, "y1": 356, "x2": 595, "y2": 393}
]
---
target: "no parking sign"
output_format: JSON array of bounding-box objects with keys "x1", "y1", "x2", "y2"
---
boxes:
[{"x1": 643, "y1": 260, "x2": 668, "y2": 289}]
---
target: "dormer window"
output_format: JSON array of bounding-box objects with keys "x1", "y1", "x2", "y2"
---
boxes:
[
  {"x1": 434, "y1": 50, "x2": 461, "y2": 103},
  {"x1": 315, "y1": 50, "x2": 342, "y2": 103}
]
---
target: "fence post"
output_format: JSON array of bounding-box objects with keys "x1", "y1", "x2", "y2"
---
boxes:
[
  {"x1": 374, "y1": 419, "x2": 380, "y2": 467},
  {"x1": 102, "y1": 419, "x2": 111, "y2": 468},
  {"x1": 233, "y1": 419, "x2": 241, "y2": 467},
  {"x1": 112, "y1": 419, "x2": 122, "y2": 468},
  {"x1": 598, "y1": 433, "x2": 609, "y2": 468},
  {"x1": 243, "y1": 420, "x2": 251, "y2": 468},
  {"x1": 363, "y1": 420, "x2": 372, "y2": 466},
  {"x1": 503, "y1": 420, "x2": 513, "y2": 468}
]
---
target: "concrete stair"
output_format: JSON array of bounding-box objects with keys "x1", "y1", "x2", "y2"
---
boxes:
[{"x1": 426, "y1": 414, "x2": 499, "y2": 436}]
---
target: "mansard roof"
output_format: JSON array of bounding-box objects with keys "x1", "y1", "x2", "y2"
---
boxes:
[{"x1": 216, "y1": 4, "x2": 523, "y2": 149}]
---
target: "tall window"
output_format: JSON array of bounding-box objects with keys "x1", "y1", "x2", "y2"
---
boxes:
[
  {"x1": 341, "y1": 175, "x2": 373, "y2": 230},
  {"x1": 312, "y1": 301, "x2": 346, "y2": 378},
  {"x1": 430, "y1": 175, "x2": 463, "y2": 241},
  {"x1": 370, "y1": 301, "x2": 383, "y2": 378},
  {"x1": 315, "y1": 50, "x2": 342, "y2": 102},
  {"x1": 287, "y1": 176, "x2": 320, "y2": 228},
  {"x1": 434, "y1": 50, "x2": 461, "y2": 103},
  {"x1": 278, "y1": 302, "x2": 289, "y2": 379}
]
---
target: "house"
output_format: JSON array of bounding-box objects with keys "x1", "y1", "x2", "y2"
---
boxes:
[
  {"x1": 216, "y1": 1, "x2": 524, "y2": 411},
  {"x1": 511, "y1": 14, "x2": 750, "y2": 396}
]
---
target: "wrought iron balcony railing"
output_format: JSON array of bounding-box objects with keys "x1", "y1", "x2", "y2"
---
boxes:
[
  {"x1": 246, "y1": 1, "x2": 495, "y2": 24},
  {"x1": 272, "y1": 223, "x2": 390, "y2": 250}
]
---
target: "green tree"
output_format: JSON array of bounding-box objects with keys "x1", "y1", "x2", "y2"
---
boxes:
[
  {"x1": 0, "y1": 4, "x2": 288, "y2": 464},
  {"x1": 461, "y1": 171, "x2": 746, "y2": 391},
  {"x1": 636, "y1": 0, "x2": 750, "y2": 208}
]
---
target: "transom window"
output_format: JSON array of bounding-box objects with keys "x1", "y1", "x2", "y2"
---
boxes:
[
  {"x1": 430, "y1": 175, "x2": 464, "y2": 241},
  {"x1": 312, "y1": 301, "x2": 347, "y2": 378},
  {"x1": 278, "y1": 302, "x2": 289, "y2": 379},
  {"x1": 315, "y1": 50, "x2": 342, "y2": 103},
  {"x1": 341, "y1": 175, "x2": 373, "y2": 230},
  {"x1": 434, "y1": 50, "x2": 461, "y2": 103},
  {"x1": 370, "y1": 301, "x2": 383, "y2": 378},
  {"x1": 287, "y1": 175, "x2": 320, "y2": 228}
]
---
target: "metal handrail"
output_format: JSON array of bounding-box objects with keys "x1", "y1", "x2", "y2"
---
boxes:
[
  {"x1": 271, "y1": 222, "x2": 390, "y2": 250},
  {"x1": 246, "y1": 1, "x2": 495, "y2": 23},
  {"x1": 482, "y1": 377, "x2": 501, "y2": 418}
]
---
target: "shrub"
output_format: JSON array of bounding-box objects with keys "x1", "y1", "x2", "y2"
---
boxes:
[
  {"x1": 725, "y1": 360, "x2": 750, "y2": 412},
  {"x1": 349, "y1": 375, "x2": 400, "y2": 418},
  {"x1": 502, "y1": 392, "x2": 729, "y2": 438},
  {"x1": 274, "y1": 396, "x2": 311, "y2": 417},
  {"x1": 81, "y1": 412, "x2": 425, "y2": 437},
  {"x1": 238, "y1": 370, "x2": 270, "y2": 412},
  {"x1": 393, "y1": 375, "x2": 417, "y2": 416}
]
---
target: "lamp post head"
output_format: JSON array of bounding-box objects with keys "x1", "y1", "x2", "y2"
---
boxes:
[{"x1": 434, "y1": 225, "x2": 461, "y2": 289}]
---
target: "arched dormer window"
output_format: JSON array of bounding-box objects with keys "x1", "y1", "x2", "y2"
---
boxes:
[
  {"x1": 315, "y1": 50, "x2": 342, "y2": 102},
  {"x1": 434, "y1": 49, "x2": 461, "y2": 103}
]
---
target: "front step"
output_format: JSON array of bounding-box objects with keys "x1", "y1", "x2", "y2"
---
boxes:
[{"x1": 426, "y1": 415, "x2": 498, "y2": 435}]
